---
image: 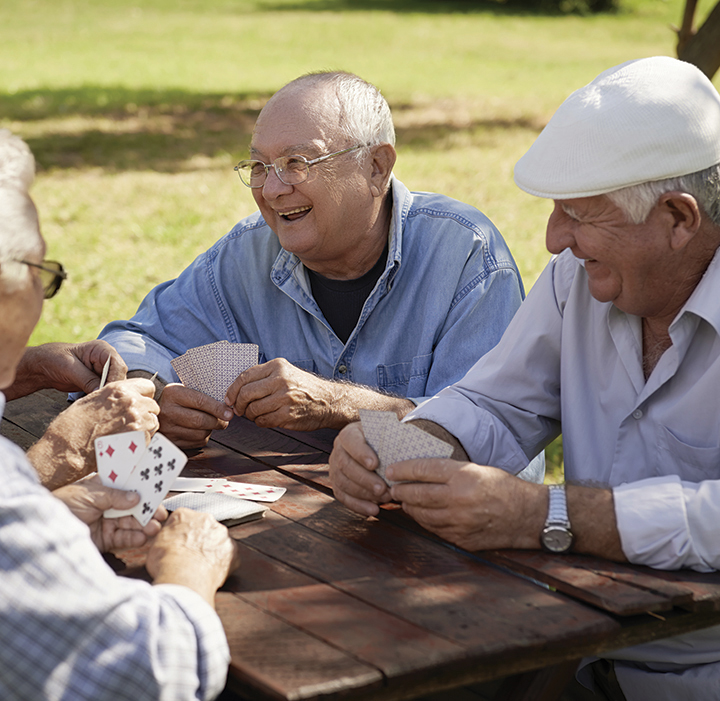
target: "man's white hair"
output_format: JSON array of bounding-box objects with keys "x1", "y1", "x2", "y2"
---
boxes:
[
  {"x1": 282, "y1": 71, "x2": 396, "y2": 159},
  {"x1": 607, "y1": 163, "x2": 720, "y2": 227},
  {"x1": 0, "y1": 130, "x2": 42, "y2": 291}
]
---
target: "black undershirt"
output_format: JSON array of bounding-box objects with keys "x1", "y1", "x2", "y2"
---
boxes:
[{"x1": 307, "y1": 243, "x2": 389, "y2": 344}]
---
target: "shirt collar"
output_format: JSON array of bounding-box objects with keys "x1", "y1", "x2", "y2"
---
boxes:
[{"x1": 674, "y1": 245, "x2": 720, "y2": 336}]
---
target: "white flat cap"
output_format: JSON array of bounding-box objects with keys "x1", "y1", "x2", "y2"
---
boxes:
[{"x1": 514, "y1": 56, "x2": 720, "y2": 199}]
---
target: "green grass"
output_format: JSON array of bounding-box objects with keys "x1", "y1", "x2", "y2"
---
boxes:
[{"x1": 2, "y1": 0, "x2": 718, "y2": 481}]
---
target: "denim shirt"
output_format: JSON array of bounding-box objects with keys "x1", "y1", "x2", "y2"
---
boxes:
[{"x1": 99, "y1": 177, "x2": 525, "y2": 405}]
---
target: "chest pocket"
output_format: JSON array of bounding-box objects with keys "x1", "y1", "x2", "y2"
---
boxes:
[
  {"x1": 657, "y1": 424, "x2": 720, "y2": 482},
  {"x1": 376, "y1": 353, "x2": 433, "y2": 398}
]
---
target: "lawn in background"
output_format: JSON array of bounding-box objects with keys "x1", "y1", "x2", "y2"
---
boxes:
[{"x1": 2, "y1": 0, "x2": 716, "y2": 480}]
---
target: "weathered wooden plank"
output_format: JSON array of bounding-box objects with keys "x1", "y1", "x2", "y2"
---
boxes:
[
  {"x1": 483, "y1": 551, "x2": 696, "y2": 615},
  {"x1": 1, "y1": 388, "x2": 70, "y2": 443},
  {"x1": 216, "y1": 592, "x2": 384, "y2": 701},
  {"x1": 211, "y1": 418, "x2": 333, "y2": 487},
  {"x1": 0, "y1": 420, "x2": 38, "y2": 450},
  {"x1": 636, "y1": 568, "x2": 720, "y2": 612},
  {"x1": 234, "y1": 549, "x2": 467, "y2": 679}
]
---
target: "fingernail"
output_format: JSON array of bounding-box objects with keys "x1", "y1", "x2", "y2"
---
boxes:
[
  {"x1": 223, "y1": 409, "x2": 233, "y2": 420},
  {"x1": 373, "y1": 483, "x2": 384, "y2": 495}
]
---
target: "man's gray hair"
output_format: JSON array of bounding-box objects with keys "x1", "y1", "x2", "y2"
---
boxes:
[
  {"x1": 285, "y1": 71, "x2": 396, "y2": 155},
  {"x1": 607, "y1": 163, "x2": 720, "y2": 227},
  {"x1": 0, "y1": 130, "x2": 42, "y2": 290}
]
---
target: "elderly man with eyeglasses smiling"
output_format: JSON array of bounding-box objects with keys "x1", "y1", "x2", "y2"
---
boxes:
[{"x1": 98, "y1": 72, "x2": 541, "y2": 484}]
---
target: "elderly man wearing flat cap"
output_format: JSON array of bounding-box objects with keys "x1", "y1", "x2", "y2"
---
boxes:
[{"x1": 330, "y1": 56, "x2": 720, "y2": 700}]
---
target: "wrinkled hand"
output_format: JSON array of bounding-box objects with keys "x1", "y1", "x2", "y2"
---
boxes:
[
  {"x1": 329, "y1": 421, "x2": 392, "y2": 516},
  {"x1": 28, "y1": 378, "x2": 160, "y2": 489},
  {"x1": 145, "y1": 508, "x2": 241, "y2": 607},
  {"x1": 388, "y1": 459, "x2": 543, "y2": 551},
  {"x1": 6, "y1": 341, "x2": 128, "y2": 401},
  {"x1": 158, "y1": 384, "x2": 232, "y2": 448},
  {"x1": 53, "y1": 475, "x2": 168, "y2": 552},
  {"x1": 224, "y1": 358, "x2": 339, "y2": 430}
]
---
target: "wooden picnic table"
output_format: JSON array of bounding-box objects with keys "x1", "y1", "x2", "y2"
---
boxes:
[{"x1": 5, "y1": 388, "x2": 720, "y2": 701}]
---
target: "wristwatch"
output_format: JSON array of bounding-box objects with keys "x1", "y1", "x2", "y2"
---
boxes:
[{"x1": 541, "y1": 484, "x2": 574, "y2": 554}]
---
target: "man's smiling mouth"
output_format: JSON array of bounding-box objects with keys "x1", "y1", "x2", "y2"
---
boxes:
[{"x1": 279, "y1": 206, "x2": 312, "y2": 221}]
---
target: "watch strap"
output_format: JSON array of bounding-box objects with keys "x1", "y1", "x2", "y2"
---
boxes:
[{"x1": 546, "y1": 484, "x2": 571, "y2": 528}]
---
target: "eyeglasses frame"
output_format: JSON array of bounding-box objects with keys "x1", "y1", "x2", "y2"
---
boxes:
[
  {"x1": 18, "y1": 259, "x2": 67, "y2": 299},
  {"x1": 234, "y1": 144, "x2": 366, "y2": 189}
]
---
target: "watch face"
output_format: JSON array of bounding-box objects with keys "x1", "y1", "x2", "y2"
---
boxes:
[{"x1": 542, "y1": 526, "x2": 573, "y2": 553}]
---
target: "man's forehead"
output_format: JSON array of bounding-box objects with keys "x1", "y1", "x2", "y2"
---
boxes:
[{"x1": 250, "y1": 84, "x2": 340, "y2": 157}]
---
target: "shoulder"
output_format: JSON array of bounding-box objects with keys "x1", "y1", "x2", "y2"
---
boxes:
[
  {"x1": 193, "y1": 211, "x2": 281, "y2": 270},
  {"x1": 404, "y1": 187, "x2": 500, "y2": 236}
]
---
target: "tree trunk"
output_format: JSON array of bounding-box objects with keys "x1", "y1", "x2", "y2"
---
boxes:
[{"x1": 678, "y1": 1, "x2": 720, "y2": 80}]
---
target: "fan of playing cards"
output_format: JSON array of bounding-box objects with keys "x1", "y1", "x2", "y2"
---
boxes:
[
  {"x1": 95, "y1": 431, "x2": 287, "y2": 527},
  {"x1": 96, "y1": 431, "x2": 188, "y2": 526},
  {"x1": 171, "y1": 341, "x2": 259, "y2": 401},
  {"x1": 359, "y1": 409, "x2": 454, "y2": 486}
]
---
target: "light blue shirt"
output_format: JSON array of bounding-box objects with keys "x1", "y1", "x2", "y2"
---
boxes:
[
  {"x1": 408, "y1": 247, "x2": 720, "y2": 696},
  {"x1": 100, "y1": 177, "x2": 525, "y2": 405},
  {"x1": 0, "y1": 394, "x2": 230, "y2": 701}
]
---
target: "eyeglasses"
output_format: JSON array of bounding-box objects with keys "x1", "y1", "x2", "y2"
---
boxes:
[
  {"x1": 18, "y1": 259, "x2": 67, "y2": 299},
  {"x1": 234, "y1": 144, "x2": 364, "y2": 189}
]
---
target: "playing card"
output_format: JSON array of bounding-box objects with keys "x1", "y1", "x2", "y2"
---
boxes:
[
  {"x1": 359, "y1": 410, "x2": 454, "y2": 487},
  {"x1": 162, "y1": 491, "x2": 267, "y2": 526},
  {"x1": 98, "y1": 356, "x2": 111, "y2": 390},
  {"x1": 172, "y1": 477, "x2": 286, "y2": 503},
  {"x1": 104, "y1": 433, "x2": 188, "y2": 526},
  {"x1": 171, "y1": 342, "x2": 259, "y2": 401},
  {"x1": 95, "y1": 430, "x2": 146, "y2": 489},
  {"x1": 358, "y1": 409, "x2": 395, "y2": 461}
]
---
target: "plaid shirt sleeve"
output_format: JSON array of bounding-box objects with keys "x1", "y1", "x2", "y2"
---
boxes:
[{"x1": 0, "y1": 435, "x2": 230, "y2": 701}]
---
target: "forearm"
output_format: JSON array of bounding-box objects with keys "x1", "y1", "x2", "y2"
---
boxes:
[
  {"x1": 327, "y1": 382, "x2": 415, "y2": 429},
  {"x1": 151, "y1": 555, "x2": 225, "y2": 609},
  {"x1": 566, "y1": 484, "x2": 625, "y2": 561},
  {"x1": 27, "y1": 431, "x2": 87, "y2": 489},
  {"x1": 4, "y1": 347, "x2": 51, "y2": 400}
]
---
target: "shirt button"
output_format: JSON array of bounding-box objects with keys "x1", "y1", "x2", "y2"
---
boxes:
[
  {"x1": 338, "y1": 365, "x2": 347, "y2": 374},
  {"x1": 632, "y1": 409, "x2": 643, "y2": 420}
]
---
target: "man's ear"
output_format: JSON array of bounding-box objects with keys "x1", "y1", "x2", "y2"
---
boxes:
[
  {"x1": 368, "y1": 144, "x2": 396, "y2": 198},
  {"x1": 659, "y1": 191, "x2": 702, "y2": 251}
]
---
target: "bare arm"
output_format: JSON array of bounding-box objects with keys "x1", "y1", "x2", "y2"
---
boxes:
[
  {"x1": 225, "y1": 357, "x2": 414, "y2": 431},
  {"x1": 145, "y1": 509, "x2": 240, "y2": 608},
  {"x1": 331, "y1": 418, "x2": 624, "y2": 560},
  {"x1": 5, "y1": 341, "x2": 127, "y2": 400},
  {"x1": 27, "y1": 379, "x2": 159, "y2": 489}
]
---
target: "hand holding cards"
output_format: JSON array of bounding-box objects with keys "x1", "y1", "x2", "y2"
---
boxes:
[
  {"x1": 95, "y1": 431, "x2": 188, "y2": 526},
  {"x1": 171, "y1": 341, "x2": 259, "y2": 401},
  {"x1": 359, "y1": 409, "x2": 453, "y2": 486}
]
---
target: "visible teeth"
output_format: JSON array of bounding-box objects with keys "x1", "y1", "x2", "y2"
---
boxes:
[{"x1": 280, "y1": 206, "x2": 311, "y2": 216}]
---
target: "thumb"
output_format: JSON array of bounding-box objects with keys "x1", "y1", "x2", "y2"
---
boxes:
[{"x1": 106, "y1": 488, "x2": 141, "y2": 510}]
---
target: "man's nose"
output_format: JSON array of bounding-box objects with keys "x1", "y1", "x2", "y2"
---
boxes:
[
  {"x1": 261, "y1": 166, "x2": 293, "y2": 199},
  {"x1": 546, "y1": 202, "x2": 576, "y2": 255}
]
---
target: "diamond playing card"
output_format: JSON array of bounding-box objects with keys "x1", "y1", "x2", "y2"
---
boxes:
[
  {"x1": 359, "y1": 409, "x2": 454, "y2": 486},
  {"x1": 95, "y1": 430, "x2": 146, "y2": 489}
]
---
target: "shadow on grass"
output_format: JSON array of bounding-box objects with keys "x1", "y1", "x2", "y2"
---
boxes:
[
  {"x1": 254, "y1": 0, "x2": 618, "y2": 16},
  {"x1": 1, "y1": 86, "x2": 543, "y2": 173}
]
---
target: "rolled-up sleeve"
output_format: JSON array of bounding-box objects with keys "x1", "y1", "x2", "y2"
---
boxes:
[{"x1": 614, "y1": 475, "x2": 720, "y2": 572}]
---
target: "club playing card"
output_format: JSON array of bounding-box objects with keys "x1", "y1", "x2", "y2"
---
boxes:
[
  {"x1": 95, "y1": 430, "x2": 146, "y2": 489},
  {"x1": 171, "y1": 477, "x2": 286, "y2": 502},
  {"x1": 162, "y1": 491, "x2": 266, "y2": 526},
  {"x1": 359, "y1": 410, "x2": 454, "y2": 487},
  {"x1": 104, "y1": 433, "x2": 188, "y2": 526}
]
